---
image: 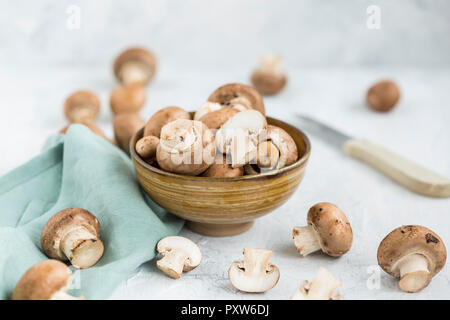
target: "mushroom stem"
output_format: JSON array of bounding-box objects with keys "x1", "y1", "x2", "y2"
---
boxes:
[
  {"x1": 292, "y1": 267, "x2": 342, "y2": 300},
  {"x1": 396, "y1": 253, "x2": 431, "y2": 293},
  {"x1": 60, "y1": 226, "x2": 103, "y2": 269},
  {"x1": 68, "y1": 106, "x2": 97, "y2": 124},
  {"x1": 120, "y1": 61, "x2": 149, "y2": 85},
  {"x1": 156, "y1": 250, "x2": 189, "y2": 279},
  {"x1": 293, "y1": 226, "x2": 321, "y2": 256},
  {"x1": 242, "y1": 248, "x2": 272, "y2": 276}
]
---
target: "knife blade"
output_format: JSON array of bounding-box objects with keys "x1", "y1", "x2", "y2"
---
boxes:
[{"x1": 295, "y1": 114, "x2": 450, "y2": 198}]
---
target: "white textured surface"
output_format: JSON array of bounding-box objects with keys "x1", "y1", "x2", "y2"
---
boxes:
[{"x1": 1, "y1": 0, "x2": 450, "y2": 300}]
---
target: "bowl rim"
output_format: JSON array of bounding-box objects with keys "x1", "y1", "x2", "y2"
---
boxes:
[{"x1": 130, "y1": 116, "x2": 311, "y2": 181}]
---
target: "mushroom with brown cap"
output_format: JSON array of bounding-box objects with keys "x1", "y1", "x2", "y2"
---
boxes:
[
  {"x1": 377, "y1": 225, "x2": 447, "y2": 293},
  {"x1": 156, "y1": 236, "x2": 202, "y2": 279},
  {"x1": 64, "y1": 90, "x2": 100, "y2": 124},
  {"x1": 143, "y1": 106, "x2": 191, "y2": 138},
  {"x1": 251, "y1": 55, "x2": 287, "y2": 96},
  {"x1": 293, "y1": 202, "x2": 353, "y2": 257},
  {"x1": 41, "y1": 208, "x2": 104, "y2": 269},
  {"x1": 136, "y1": 135, "x2": 159, "y2": 160},
  {"x1": 113, "y1": 47, "x2": 157, "y2": 85},
  {"x1": 113, "y1": 112, "x2": 145, "y2": 154},
  {"x1": 366, "y1": 80, "x2": 400, "y2": 112},
  {"x1": 228, "y1": 248, "x2": 280, "y2": 293},
  {"x1": 202, "y1": 155, "x2": 244, "y2": 178},
  {"x1": 156, "y1": 119, "x2": 215, "y2": 175},
  {"x1": 292, "y1": 267, "x2": 343, "y2": 300},
  {"x1": 110, "y1": 84, "x2": 146, "y2": 115},
  {"x1": 208, "y1": 83, "x2": 265, "y2": 115},
  {"x1": 12, "y1": 260, "x2": 84, "y2": 300},
  {"x1": 193, "y1": 101, "x2": 223, "y2": 121}
]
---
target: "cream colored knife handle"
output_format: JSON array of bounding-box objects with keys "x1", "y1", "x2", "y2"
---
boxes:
[{"x1": 342, "y1": 139, "x2": 450, "y2": 198}]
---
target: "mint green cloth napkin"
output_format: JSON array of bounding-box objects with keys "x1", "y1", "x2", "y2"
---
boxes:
[{"x1": 0, "y1": 125, "x2": 184, "y2": 300}]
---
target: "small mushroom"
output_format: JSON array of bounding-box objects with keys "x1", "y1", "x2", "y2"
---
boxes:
[
  {"x1": 12, "y1": 260, "x2": 84, "y2": 300},
  {"x1": 41, "y1": 208, "x2": 104, "y2": 269},
  {"x1": 113, "y1": 47, "x2": 157, "y2": 85},
  {"x1": 208, "y1": 83, "x2": 265, "y2": 115},
  {"x1": 136, "y1": 135, "x2": 159, "y2": 160},
  {"x1": 377, "y1": 225, "x2": 447, "y2": 293},
  {"x1": 110, "y1": 84, "x2": 146, "y2": 115},
  {"x1": 113, "y1": 112, "x2": 145, "y2": 154},
  {"x1": 228, "y1": 248, "x2": 280, "y2": 293},
  {"x1": 366, "y1": 80, "x2": 400, "y2": 112},
  {"x1": 156, "y1": 236, "x2": 202, "y2": 279},
  {"x1": 292, "y1": 267, "x2": 343, "y2": 300},
  {"x1": 251, "y1": 55, "x2": 287, "y2": 96},
  {"x1": 293, "y1": 202, "x2": 353, "y2": 257},
  {"x1": 202, "y1": 155, "x2": 244, "y2": 178},
  {"x1": 143, "y1": 106, "x2": 191, "y2": 138},
  {"x1": 156, "y1": 119, "x2": 215, "y2": 175},
  {"x1": 59, "y1": 122, "x2": 107, "y2": 139},
  {"x1": 64, "y1": 90, "x2": 100, "y2": 124}
]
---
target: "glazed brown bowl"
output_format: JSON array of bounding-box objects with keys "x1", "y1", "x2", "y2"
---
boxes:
[{"x1": 130, "y1": 116, "x2": 311, "y2": 236}]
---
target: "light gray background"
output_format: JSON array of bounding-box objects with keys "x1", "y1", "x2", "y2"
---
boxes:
[{"x1": 0, "y1": 0, "x2": 449, "y2": 299}]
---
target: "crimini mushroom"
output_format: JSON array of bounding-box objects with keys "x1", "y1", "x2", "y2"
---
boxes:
[
  {"x1": 202, "y1": 155, "x2": 244, "y2": 178},
  {"x1": 110, "y1": 84, "x2": 146, "y2": 115},
  {"x1": 136, "y1": 135, "x2": 159, "y2": 160},
  {"x1": 64, "y1": 90, "x2": 100, "y2": 124},
  {"x1": 60, "y1": 122, "x2": 107, "y2": 139},
  {"x1": 156, "y1": 236, "x2": 202, "y2": 279},
  {"x1": 377, "y1": 225, "x2": 447, "y2": 293},
  {"x1": 215, "y1": 109, "x2": 267, "y2": 168},
  {"x1": 156, "y1": 119, "x2": 215, "y2": 175},
  {"x1": 12, "y1": 260, "x2": 84, "y2": 300},
  {"x1": 366, "y1": 80, "x2": 400, "y2": 112},
  {"x1": 251, "y1": 55, "x2": 287, "y2": 96},
  {"x1": 113, "y1": 47, "x2": 157, "y2": 85},
  {"x1": 41, "y1": 208, "x2": 104, "y2": 269},
  {"x1": 143, "y1": 106, "x2": 191, "y2": 138},
  {"x1": 113, "y1": 112, "x2": 145, "y2": 154},
  {"x1": 208, "y1": 83, "x2": 265, "y2": 115},
  {"x1": 228, "y1": 248, "x2": 280, "y2": 293},
  {"x1": 293, "y1": 202, "x2": 353, "y2": 257},
  {"x1": 292, "y1": 267, "x2": 343, "y2": 300}
]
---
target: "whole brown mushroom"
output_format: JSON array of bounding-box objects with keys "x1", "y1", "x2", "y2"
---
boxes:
[
  {"x1": 110, "y1": 84, "x2": 146, "y2": 115},
  {"x1": 64, "y1": 90, "x2": 100, "y2": 124},
  {"x1": 251, "y1": 55, "x2": 287, "y2": 96},
  {"x1": 113, "y1": 47, "x2": 157, "y2": 85},
  {"x1": 208, "y1": 83, "x2": 265, "y2": 115},
  {"x1": 135, "y1": 135, "x2": 159, "y2": 160},
  {"x1": 143, "y1": 106, "x2": 191, "y2": 138},
  {"x1": 113, "y1": 112, "x2": 145, "y2": 154},
  {"x1": 366, "y1": 80, "x2": 400, "y2": 112}
]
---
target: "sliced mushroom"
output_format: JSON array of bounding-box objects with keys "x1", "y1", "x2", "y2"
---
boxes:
[
  {"x1": 143, "y1": 106, "x2": 191, "y2": 138},
  {"x1": 156, "y1": 236, "x2": 202, "y2": 279},
  {"x1": 208, "y1": 83, "x2": 265, "y2": 115},
  {"x1": 251, "y1": 55, "x2": 287, "y2": 96},
  {"x1": 377, "y1": 225, "x2": 447, "y2": 293},
  {"x1": 202, "y1": 155, "x2": 244, "y2": 178},
  {"x1": 293, "y1": 202, "x2": 353, "y2": 257},
  {"x1": 41, "y1": 208, "x2": 104, "y2": 269},
  {"x1": 113, "y1": 47, "x2": 157, "y2": 85},
  {"x1": 228, "y1": 248, "x2": 280, "y2": 293},
  {"x1": 59, "y1": 122, "x2": 107, "y2": 139},
  {"x1": 110, "y1": 84, "x2": 146, "y2": 115},
  {"x1": 12, "y1": 260, "x2": 84, "y2": 300},
  {"x1": 113, "y1": 112, "x2": 145, "y2": 154},
  {"x1": 156, "y1": 119, "x2": 215, "y2": 175},
  {"x1": 292, "y1": 267, "x2": 343, "y2": 300},
  {"x1": 136, "y1": 135, "x2": 159, "y2": 160},
  {"x1": 64, "y1": 90, "x2": 100, "y2": 124}
]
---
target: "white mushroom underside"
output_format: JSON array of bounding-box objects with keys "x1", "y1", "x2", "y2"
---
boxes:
[
  {"x1": 293, "y1": 225, "x2": 322, "y2": 256},
  {"x1": 394, "y1": 253, "x2": 431, "y2": 292},
  {"x1": 292, "y1": 267, "x2": 342, "y2": 300}
]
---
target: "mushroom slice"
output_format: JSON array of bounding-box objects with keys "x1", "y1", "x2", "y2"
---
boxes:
[
  {"x1": 41, "y1": 208, "x2": 104, "y2": 269},
  {"x1": 208, "y1": 83, "x2": 265, "y2": 115},
  {"x1": 136, "y1": 135, "x2": 159, "y2": 160},
  {"x1": 156, "y1": 236, "x2": 202, "y2": 279},
  {"x1": 251, "y1": 55, "x2": 287, "y2": 96},
  {"x1": 228, "y1": 248, "x2": 280, "y2": 293},
  {"x1": 293, "y1": 202, "x2": 353, "y2": 257},
  {"x1": 156, "y1": 119, "x2": 215, "y2": 175},
  {"x1": 113, "y1": 112, "x2": 145, "y2": 154},
  {"x1": 12, "y1": 260, "x2": 84, "y2": 300},
  {"x1": 64, "y1": 90, "x2": 100, "y2": 124},
  {"x1": 292, "y1": 267, "x2": 342, "y2": 300},
  {"x1": 110, "y1": 84, "x2": 146, "y2": 115},
  {"x1": 377, "y1": 225, "x2": 447, "y2": 293},
  {"x1": 143, "y1": 106, "x2": 191, "y2": 138},
  {"x1": 113, "y1": 47, "x2": 157, "y2": 85},
  {"x1": 194, "y1": 101, "x2": 223, "y2": 121}
]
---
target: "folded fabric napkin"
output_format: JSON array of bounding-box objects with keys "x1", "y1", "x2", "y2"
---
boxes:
[{"x1": 0, "y1": 125, "x2": 184, "y2": 300}]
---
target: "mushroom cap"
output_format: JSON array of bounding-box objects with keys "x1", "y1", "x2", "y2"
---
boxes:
[
  {"x1": 64, "y1": 90, "x2": 100, "y2": 123},
  {"x1": 60, "y1": 123, "x2": 106, "y2": 139},
  {"x1": 113, "y1": 112, "x2": 145, "y2": 153},
  {"x1": 41, "y1": 208, "x2": 101, "y2": 261},
  {"x1": 156, "y1": 236, "x2": 202, "y2": 271},
  {"x1": 251, "y1": 69, "x2": 286, "y2": 96},
  {"x1": 135, "y1": 135, "x2": 159, "y2": 160},
  {"x1": 202, "y1": 155, "x2": 244, "y2": 178},
  {"x1": 366, "y1": 80, "x2": 400, "y2": 112},
  {"x1": 113, "y1": 47, "x2": 157, "y2": 84},
  {"x1": 110, "y1": 84, "x2": 146, "y2": 115},
  {"x1": 12, "y1": 260, "x2": 72, "y2": 300},
  {"x1": 377, "y1": 225, "x2": 447, "y2": 278},
  {"x1": 143, "y1": 106, "x2": 191, "y2": 138},
  {"x1": 264, "y1": 125, "x2": 298, "y2": 169},
  {"x1": 306, "y1": 202, "x2": 353, "y2": 256},
  {"x1": 208, "y1": 83, "x2": 265, "y2": 115},
  {"x1": 194, "y1": 101, "x2": 223, "y2": 121},
  {"x1": 199, "y1": 107, "x2": 240, "y2": 130}
]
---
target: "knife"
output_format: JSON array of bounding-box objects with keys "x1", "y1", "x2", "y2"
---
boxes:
[{"x1": 295, "y1": 114, "x2": 450, "y2": 198}]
